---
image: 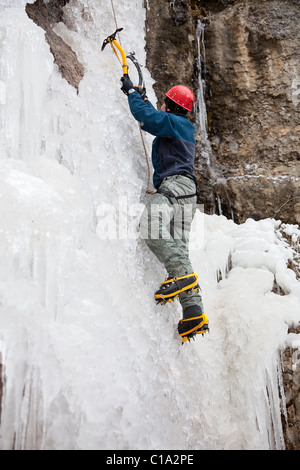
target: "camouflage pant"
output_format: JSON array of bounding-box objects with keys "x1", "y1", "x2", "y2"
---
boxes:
[{"x1": 140, "y1": 175, "x2": 203, "y2": 312}]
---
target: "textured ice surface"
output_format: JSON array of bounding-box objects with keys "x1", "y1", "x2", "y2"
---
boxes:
[{"x1": 0, "y1": 1, "x2": 299, "y2": 450}]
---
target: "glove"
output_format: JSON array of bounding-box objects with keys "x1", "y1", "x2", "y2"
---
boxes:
[{"x1": 120, "y1": 76, "x2": 134, "y2": 95}]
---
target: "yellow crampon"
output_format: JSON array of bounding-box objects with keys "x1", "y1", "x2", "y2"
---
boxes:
[
  {"x1": 155, "y1": 272, "x2": 200, "y2": 305},
  {"x1": 101, "y1": 28, "x2": 128, "y2": 76},
  {"x1": 179, "y1": 313, "x2": 209, "y2": 344},
  {"x1": 160, "y1": 272, "x2": 198, "y2": 287}
]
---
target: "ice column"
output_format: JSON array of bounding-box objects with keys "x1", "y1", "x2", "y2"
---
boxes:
[{"x1": 195, "y1": 20, "x2": 212, "y2": 165}]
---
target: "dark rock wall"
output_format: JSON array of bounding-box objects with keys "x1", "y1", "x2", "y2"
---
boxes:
[
  {"x1": 144, "y1": 0, "x2": 197, "y2": 109},
  {"x1": 145, "y1": 0, "x2": 300, "y2": 226},
  {"x1": 203, "y1": 0, "x2": 300, "y2": 225},
  {"x1": 195, "y1": 0, "x2": 300, "y2": 449},
  {"x1": 281, "y1": 326, "x2": 300, "y2": 450},
  {"x1": 26, "y1": 0, "x2": 84, "y2": 90}
]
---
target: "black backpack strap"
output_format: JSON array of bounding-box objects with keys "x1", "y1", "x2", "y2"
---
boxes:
[
  {"x1": 175, "y1": 192, "x2": 197, "y2": 200},
  {"x1": 156, "y1": 187, "x2": 197, "y2": 202}
]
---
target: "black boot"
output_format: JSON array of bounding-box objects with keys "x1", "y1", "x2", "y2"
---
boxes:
[
  {"x1": 155, "y1": 272, "x2": 199, "y2": 305},
  {"x1": 178, "y1": 305, "x2": 209, "y2": 344}
]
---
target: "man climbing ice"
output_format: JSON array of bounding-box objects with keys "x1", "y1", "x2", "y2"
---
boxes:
[{"x1": 121, "y1": 75, "x2": 209, "y2": 343}]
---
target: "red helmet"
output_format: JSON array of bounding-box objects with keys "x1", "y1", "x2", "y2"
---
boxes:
[{"x1": 165, "y1": 85, "x2": 195, "y2": 112}]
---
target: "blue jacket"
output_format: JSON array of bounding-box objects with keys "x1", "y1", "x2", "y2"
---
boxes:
[{"x1": 128, "y1": 92, "x2": 196, "y2": 189}]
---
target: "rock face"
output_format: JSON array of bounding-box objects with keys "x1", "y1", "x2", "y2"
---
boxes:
[
  {"x1": 281, "y1": 326, "x2": 300, "y2": 450},
  {"x1": 144, "y1": 0, "x2": 197, "y2": 107},
  {"x1": 145, "y1": 0, "x2": 300, "y2": 226},
  {"x1": 202, "y1": 0, "x2": 300, "y2": 225},
  {"x1": 26, "y1": 0, "x2": 84, "y2": 90}
]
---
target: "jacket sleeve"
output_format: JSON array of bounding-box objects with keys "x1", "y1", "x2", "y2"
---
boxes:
[{"x1": 128, "y1": 92, "x2": 179, "y2": 138}]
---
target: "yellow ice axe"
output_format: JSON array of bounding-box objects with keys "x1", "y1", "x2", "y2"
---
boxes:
[{"x1": 101, "y1": 28, "x2": 128, "y2": 76}]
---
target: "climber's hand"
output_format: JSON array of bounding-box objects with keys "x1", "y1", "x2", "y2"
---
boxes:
[{"x1": 120, "y1": 76, "x2": 134, "y2": 95}]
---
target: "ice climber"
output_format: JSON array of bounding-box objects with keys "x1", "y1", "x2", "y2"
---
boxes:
[{"x1": 121, "y1": 75, "x2": 209, "y2": 343}]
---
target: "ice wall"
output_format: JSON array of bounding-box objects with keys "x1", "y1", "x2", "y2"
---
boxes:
[
  {"x1": 0, "y1": 0, "x2": 299, "y2": 450},
  {"x1": 0, "y1": 0, "x2": 154, "y2": 450}
]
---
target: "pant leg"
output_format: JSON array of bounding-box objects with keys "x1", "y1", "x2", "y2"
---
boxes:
[
  {"x1": 140, "y1": 192, "x2": 186, "y2": 277},
  {"x1": 172, "y1": 196, "x2": 204, "y2": 312},
  {"x1": 140, "y1": 175, "x2": 204, "y2": 313}
]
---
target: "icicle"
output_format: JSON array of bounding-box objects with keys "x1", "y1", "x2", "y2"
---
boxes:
[
  {"x1": 195, "y1": 19, "x2": 212, "y2": 166},
  {"x1": 195, "y1": 20, "x2": 207, "y2": 134},
  {"x1": 217, "y1": 194, "x2": 223, "y2": 215}
]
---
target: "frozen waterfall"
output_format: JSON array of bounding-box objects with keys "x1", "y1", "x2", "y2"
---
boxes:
[{"x1": 0, "y1": 0, "x2": 299, "y2": 451}]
